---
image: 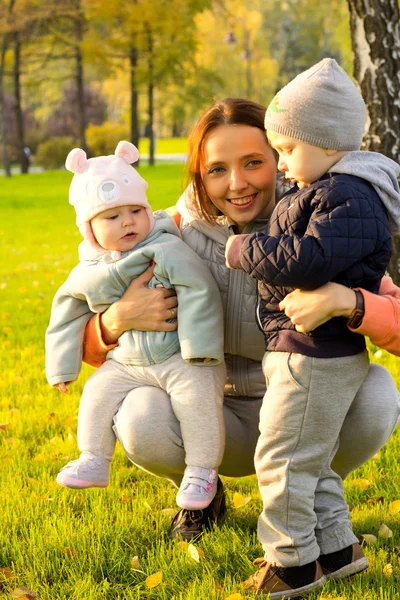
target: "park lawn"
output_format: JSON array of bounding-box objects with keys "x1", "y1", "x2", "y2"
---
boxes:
[{"x1": 0, "y1": 168, "x2": 399, "y2": 600}]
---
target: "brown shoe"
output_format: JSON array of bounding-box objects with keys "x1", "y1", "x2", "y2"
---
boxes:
[
  {"x1": 318, "y1": 543, "x2": 368, "y2": 580},
  {"x1": 243, "y1": 558, "x2": 325, "y2": 599}
]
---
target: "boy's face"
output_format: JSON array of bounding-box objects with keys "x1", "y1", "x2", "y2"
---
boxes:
[
  {"x1": 90, "y1": 205, "x2": 151, "y2": 252},
  {"x1": 267, "y1": 131, "x2": 339, "y2": 189}
]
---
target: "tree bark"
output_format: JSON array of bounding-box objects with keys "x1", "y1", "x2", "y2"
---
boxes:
[
  {"x1": 75, "y1": 28, "x2": 86, "y2": 151},
  {"x1": 13, "y1": 34, "x2": 29, "y2": 174},
  {"x1": 347, "y1": 0, "x2": 400, "y2": 285},
  {"x1": 0, "y1": 44, "x2": 11, "y2": 177},
  {"x1": 129, "y1": 44, "x2": 139, "y2": 165},
  {"x1": 146, "y1": 24, "x2": 155, "y2": 166}
]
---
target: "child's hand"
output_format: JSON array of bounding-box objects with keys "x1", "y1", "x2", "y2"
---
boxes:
[{"x1": 56, "y1": 383, "x2": 70, "y2": 394}]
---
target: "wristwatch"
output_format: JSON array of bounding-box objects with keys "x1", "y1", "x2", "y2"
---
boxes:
[{"x1": 347, "y1": 289, "x2": 365, "y2": 329}]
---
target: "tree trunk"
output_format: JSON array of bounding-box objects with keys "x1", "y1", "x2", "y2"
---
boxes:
[
  {"x1": 129, "y1": 44, "x2": 139, "y2": 165},
  {"x1": 347, "y1": 0, "x2": 400, "y2": 285},
  {"x1": 146, "y1": 24, "x2": 155, "y2": 166},
  {"x1": 13, "y1": 34, "x2": 29, "y2": 174},
  {"x1": 0, "y1": 45, "x2": 11, "y2": 177},
  {"x1": 75, "y1": 40, "x2": 86, "y2": 151}
]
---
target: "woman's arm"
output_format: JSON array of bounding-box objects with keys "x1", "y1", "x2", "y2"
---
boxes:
[
  {"x1": 279, "y1": 277, "x2": 400, "y2": 356},
  {"x1": 82, "y1": 265, "x2": 178, "y2": 367}
]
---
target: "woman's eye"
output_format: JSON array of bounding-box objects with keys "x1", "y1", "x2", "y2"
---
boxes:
[
  {"x1": 123, "y1": 176, "x2": 131, "y2": 184},
  {"x1": 208, "y1": 166, "x2": 225, "y2": 175}
]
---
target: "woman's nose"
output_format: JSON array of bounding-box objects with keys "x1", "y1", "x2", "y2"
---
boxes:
[{"x1": 229, "y1": 169, "x2": 247, "y2": 191}]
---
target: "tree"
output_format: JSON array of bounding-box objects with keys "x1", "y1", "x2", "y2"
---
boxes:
[{"x1": 347, "y1": 0, "x2": 400, "y2": 285}]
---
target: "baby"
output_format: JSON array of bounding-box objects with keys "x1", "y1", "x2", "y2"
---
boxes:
[{"x1": 46, "y1": 141, "x2": 226, "y2": 510}]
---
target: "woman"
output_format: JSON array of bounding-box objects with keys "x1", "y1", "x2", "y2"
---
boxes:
[{"x1": 82, "y1": 98, "x2": 400, "y2": 552}]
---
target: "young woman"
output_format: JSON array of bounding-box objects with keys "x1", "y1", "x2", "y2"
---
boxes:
[{"x1": 82, "y1": 98, "x2": 400, "y2": 564}]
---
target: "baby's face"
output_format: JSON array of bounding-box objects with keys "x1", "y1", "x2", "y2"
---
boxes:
[
  {"x1": 267, "y1": 131, "x2": 342, "y2": 189},
  {"x1": 90, "y1": 205, "x2": 151, "y2": 252}
]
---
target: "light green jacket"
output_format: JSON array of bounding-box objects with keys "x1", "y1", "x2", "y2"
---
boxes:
[{"x1": 46, "y1": 211, "x2": 224, "y2": 386}]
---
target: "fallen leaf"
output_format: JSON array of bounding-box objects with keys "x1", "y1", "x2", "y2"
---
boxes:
[
  {"x1": 131, "y1": 555, "x2": 141, "y2": 570},
  {"x1": 63, "y1": 546, "x2": 77, "y2": 556},
  {"x1": 378, "y1": 523, "x2": 393, "y2": 539},
  {"x1": 188, "y1": 543, "x2": 204, "y2": 562},
  {"x1": 388, "y1": 500, "x2": 400, "y2": 515},
  {"x1": 145, "y1": 571, "x2": 162, "y2": 588},
  {"x1": 177, "y1": 541, "x2": 188, "y2": 550},
  {"x1": 361, "y1": 534, "x2": 377, "y2": 545},
  {"x1": 0, "y1": 567, "x2": 15, "y2": 580},
  {"x1": 161, "y1": 508, "x2": 176, "y2": 517},
  {"x1": 225, "y1": 594, "x2": 243, "y2": 600},
  {"x1": 374, "y1": 350, "x2": 383, "y2": 359},
  {"x1": 233, "y1": 492, "x2": 252, "y2": 509},
  {"x1": 383, "y1": 563, "x2": 393, "y2": 578},
  {"x1": 350, "y1": 478, "x2": 373, "y2": 490},
  {"x1": 143, "y1": 501, "x2": 152, "y2": 511},
  {"x1": 11, "y1": 587, "x2": 37, "y2": 599},
  {"x1": 0, "y1": 423, "x2": 10, "y2": 431}
]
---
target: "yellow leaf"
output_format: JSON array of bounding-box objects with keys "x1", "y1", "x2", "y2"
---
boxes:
[
  {"x1": 177, "y1": 541, "x2": 188, "y2": 549},
  {"x1": 378, "y1": 523, "x2": 393, "y2": 539},
  {"x1": 63, "y1": 546, "x2": 77, "y2": 556},
  {"x1": 11, "y1": 587, "x2": 37, "y2": 599},
  {"x1": 0, "y1": 423, "x2": 10, "y2": 431},
  {"x1": 233, "y1": 492, "x2": 252, "y2": 508},
  {"x1": 383, "y1": 563, "x2": 393, "y2": 578},
  {"x1": 161, "y1": 508, "x2": 176, "y2": 517},
  {"x1": 188, "y1": 543, "x2": 204, "y2": 562},
  {"x1": 374, "y1": 350, "x2": 383, "y2": 358},
  {"x1": 388, "y1": 500, "x2": 400, "y2": 515},
  {"x1": 350, "y1": 478, "x2": 373, "y2": 489},
  {"x1": 143, "y1": 501, "x2": 152, "y2": 511},
  {"x1": 361, "y1": 534, "x2": 377, "y2": 545},
  {"x1": 145, "y1": 571, "x2": 162, "y2": 588},
  {"x1": 225, "y1": 594, "x2": 244, "y2": 600}
]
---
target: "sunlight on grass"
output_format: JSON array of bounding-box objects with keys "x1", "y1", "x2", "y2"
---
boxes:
[{"x1": 0, "y1": 169, "x2": 399, "y2": 599}]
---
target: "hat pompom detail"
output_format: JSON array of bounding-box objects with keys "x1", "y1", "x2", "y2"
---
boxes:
[
  {"x1": 115, "y1": 141, "x2": 139, "y2": 165},
  {"x1": 66, "y1": 148, "x2": 88, "y2": 174}
]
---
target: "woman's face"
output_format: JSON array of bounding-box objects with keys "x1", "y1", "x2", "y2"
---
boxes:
[{"x1": 201, "y1": 124, "x2": 277, "y2": 231}]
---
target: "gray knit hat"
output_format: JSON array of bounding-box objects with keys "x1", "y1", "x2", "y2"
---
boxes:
[{"x1": 264, "y1": 58, "x2": 366, "y2": 150}]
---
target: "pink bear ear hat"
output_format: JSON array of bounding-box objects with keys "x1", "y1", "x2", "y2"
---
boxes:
[{"x1": 65, "y1": 141, "x2": 154, "y2": 251}]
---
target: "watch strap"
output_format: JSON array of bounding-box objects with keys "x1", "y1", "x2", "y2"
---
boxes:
[{"x1": 347, "y1": 289, "x2": 365, "y2": 329}]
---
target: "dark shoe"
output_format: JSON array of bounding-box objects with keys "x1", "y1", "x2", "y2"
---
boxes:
[
  {"x1": 319, "y1": 543, "x2": 368, "y2": 580},
  {"x1": 243, "y1": 558, "x2": 325, "y2": 599},
  {"x1": 168, "y1": 477, "x2": 226, "y2": 541}
]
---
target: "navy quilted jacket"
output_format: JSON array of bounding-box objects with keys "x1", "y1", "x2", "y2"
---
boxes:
[{"x1": 240, "y1": 173, "x2": 392, "y2": 358}]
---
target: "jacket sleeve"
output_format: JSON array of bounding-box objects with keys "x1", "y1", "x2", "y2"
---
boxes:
[
  {"x1": 157, "y1": 240, "x2": 224, "y2": 365},
  {"x1": 350, "y1": 276, "x2": 400, "y2": 356},
  {"x1": 240, "y1": 186, "x2": 389, "y2": 290},
  {"x1": 46, "y1": 283, "x2": 94, "y2": 386}
]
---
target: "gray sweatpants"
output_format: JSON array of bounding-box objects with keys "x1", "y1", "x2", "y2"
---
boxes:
[
  {"x1": 78, "y1": 353, "x2": 226, "y2": 469},
  {"x1": 112, "y1": 361, "x2": 399, "y2": 487},
  {"x1": 256, "y1": 351, "x2": 371, "y2": 567}
]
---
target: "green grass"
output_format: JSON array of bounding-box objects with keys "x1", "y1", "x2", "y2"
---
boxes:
[{"x1": 0, "y1": 169, "x2": 399, "y2": 599}]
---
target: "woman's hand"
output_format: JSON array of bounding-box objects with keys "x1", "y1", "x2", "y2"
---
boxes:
[
  {"x1": 279, "y1": 282, "x2": 357, "y2": 333},
  {"x1": 99, "y1": 264, "x2": 178, "y2": 344}
]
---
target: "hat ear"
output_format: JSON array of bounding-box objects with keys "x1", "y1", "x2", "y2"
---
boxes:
[
  {"x1": 115, "y1": 141, "x2": 139, "y2": 165},
  {"x1": 65, "y1": 148, "x2": 88, "y2": 174}
]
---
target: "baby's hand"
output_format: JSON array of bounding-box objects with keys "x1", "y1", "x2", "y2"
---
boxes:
[{"x1": 56, "y1": 383, "x2": 69, "y2": 394}]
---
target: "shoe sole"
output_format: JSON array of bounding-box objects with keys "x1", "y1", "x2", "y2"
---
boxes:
[
  {"x1": 324, "y1": 557, "x2": 369, "y2": 580},
  {"x1": 266, "y1": 575, "x2": 326, "y2": 600},
  {"x1": 56, "y1": 475, "x2": 109, "y2": 489},
  {"x1": 268, "y1": 575, "x2": 326, "y2": 599}
]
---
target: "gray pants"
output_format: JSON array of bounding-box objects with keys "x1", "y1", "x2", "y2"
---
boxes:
[
  {"x1": 256, "y1": 351, "x2": 370, "y2": 567},
  {"x1": 78, "y1": 353, "x2": 226, "y2": 469},
  {"x1": 112, "y1": 361, "x2": 399, "y2": 486}
]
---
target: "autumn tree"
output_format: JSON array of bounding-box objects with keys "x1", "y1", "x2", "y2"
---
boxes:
[{"x1": 347, "y1": 0, "x2": 400, "y2": 284}]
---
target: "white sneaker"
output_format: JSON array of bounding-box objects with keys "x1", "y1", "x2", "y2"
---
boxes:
[
  {"x1": 176, "y1": 466, "x2": 218, "y2": 509},
  {"x1": 56, "y1": 451, "x2": 110, "y2": 489}
]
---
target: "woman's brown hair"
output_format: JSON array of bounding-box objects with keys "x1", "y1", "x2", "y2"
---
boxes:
[{"x1": 186, "y1": 97, "x2": 267, "y2": 224}]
